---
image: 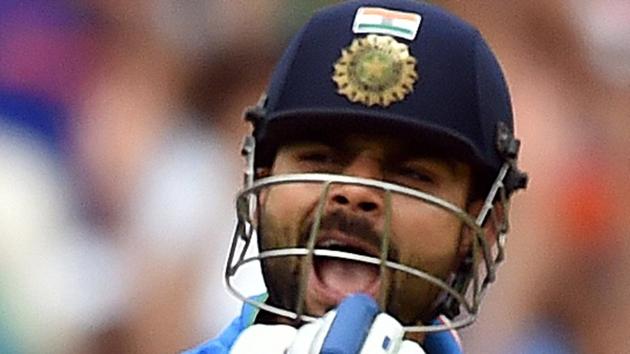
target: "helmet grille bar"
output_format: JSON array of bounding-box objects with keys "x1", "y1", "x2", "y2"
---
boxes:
[
  {"x1": 378, "y1": 191, "x2": 393, "y2": 311},
  {"x1": 295, "y1": 182, "x2": 333, "y2": 320}
]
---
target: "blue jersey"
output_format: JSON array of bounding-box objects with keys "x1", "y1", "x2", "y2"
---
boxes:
[
  {"x1": 183, "y1": 295, "x2": 264, "y2": 354},
  {"x1": 184, "y1": 295, "x2": 464, "y2": 354}
]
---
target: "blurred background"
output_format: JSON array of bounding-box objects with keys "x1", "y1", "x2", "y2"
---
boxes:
[{"x1": 1, "y1": 0, "x2": 629, "y2": 353}]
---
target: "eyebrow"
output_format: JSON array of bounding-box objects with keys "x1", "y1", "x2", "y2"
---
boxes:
[
  {"x1": 293, "y1": 138, "x2": 463, "y2": 178},
  {"x1": 410, "y1": 156, "x2": 462, "y2": 178}
]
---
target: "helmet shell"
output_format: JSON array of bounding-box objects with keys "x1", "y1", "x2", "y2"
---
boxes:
[{"x1": 253, "y1": 0, "x2": 514, "y2": 179}]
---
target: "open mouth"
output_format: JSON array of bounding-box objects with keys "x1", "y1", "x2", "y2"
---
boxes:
[{"x1": 309, "y1": 233, "x2": 383, "y2": 304}]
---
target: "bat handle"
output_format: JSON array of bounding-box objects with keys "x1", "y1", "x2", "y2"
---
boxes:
[{"x1": 320, "y1": 293, "x2": 380, "y2": 354}]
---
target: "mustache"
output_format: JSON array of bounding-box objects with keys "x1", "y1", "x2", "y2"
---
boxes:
[{"x1": 300, "y1": 209, "x2": 400, "y2": 262}]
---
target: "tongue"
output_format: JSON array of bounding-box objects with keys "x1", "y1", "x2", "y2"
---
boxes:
[{"x1": 316, "y1": 258, "x2": 379, "y2": 295}]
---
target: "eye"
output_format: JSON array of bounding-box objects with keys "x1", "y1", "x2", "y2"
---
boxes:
[
  {"x1": 298, "y1": 151, "x2": 336, "y2": 164},
  {"x1": 398, "y1": 167, "x2": 435, "y2": 183},
  {"x1": 388, "y1": 164, "x2": 438, "y2": 189},
  {"x1": 294, "y1": 147, "x2": 343, "y2": 173}
]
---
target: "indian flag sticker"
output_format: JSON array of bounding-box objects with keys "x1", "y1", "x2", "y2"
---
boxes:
[{"x1": 352, "y1": 7, "x2": 422, "y2": 41}]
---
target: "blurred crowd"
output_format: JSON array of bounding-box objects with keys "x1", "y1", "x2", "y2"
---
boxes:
[{"x1": 0, "y1": 1, "x2": 628, "y2": 353}]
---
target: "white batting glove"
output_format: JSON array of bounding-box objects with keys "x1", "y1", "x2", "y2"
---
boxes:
[
  {"x1": 358, "y1": 313, "x2": 425, "y2": 354},
  {"x1": 230, "y1": 323, "x2": 297, "y2": 353},
  {"x1": 230, "y1": 294, "x2": 425, "y2": 354}
]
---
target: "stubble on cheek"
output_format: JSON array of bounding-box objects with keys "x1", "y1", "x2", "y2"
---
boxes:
[
  {"x1": 257, "y1": 184, "x2": 313, "y2": 315},
  {"x1": 385, "y1": 199, "x2": 464, "y2": 324},
  {"x1": 385, "y1": 253, "x2": 457, "y2": 325}
]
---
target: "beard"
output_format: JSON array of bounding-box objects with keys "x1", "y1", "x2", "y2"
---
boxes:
[
  {"x1": 258, "y1": 208, "x2": 386, "y2": 314},
  {"x1": 257, "y1": 205, "x2": 447, "y2": 325}
]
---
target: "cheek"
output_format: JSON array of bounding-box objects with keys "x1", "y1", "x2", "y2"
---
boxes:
[
  {"x1": 390, "y1": 197, "x2": 462, "y2": 274},
  {"x1": 259, "y1": 183, "x2": 321, "y2": 249},
  {"x1": 385, "y1": 199, "x2": 464, "y2": 323}
]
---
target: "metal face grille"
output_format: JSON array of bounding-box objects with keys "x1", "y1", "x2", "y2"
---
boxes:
[{"x1": 225, "y1": 164, "x2": 511, "y2": 333}]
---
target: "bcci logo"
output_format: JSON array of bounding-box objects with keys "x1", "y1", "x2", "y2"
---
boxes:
[{"x1": 332, "y1": 34, "x2": 418, "y2": 107}]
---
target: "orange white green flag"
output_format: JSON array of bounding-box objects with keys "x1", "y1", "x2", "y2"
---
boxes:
[{"x1": 352, "y1": 7, "x2": 423, "y2": 41}]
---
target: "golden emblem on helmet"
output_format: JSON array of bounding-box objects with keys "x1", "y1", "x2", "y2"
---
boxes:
[{"x1": 332, "y1": 34, "x2": 418, "y2": 107}]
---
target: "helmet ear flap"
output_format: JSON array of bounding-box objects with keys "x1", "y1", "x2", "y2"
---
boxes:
[
  {"x1": 245, "y1": 93, "x2": 268, "y2": 123},
  {"x1": 505, "y1": 166, "x2": 528, "y2": 196},
  {"x1": 244, "y1": 93, "x2": 273, "y2": 172},
  {"x1": 496, "y1": 122, "x2": 528, "y2": 196},
  {"x1": 435, "y1": 141, "x2": 518, "y2": 321}
]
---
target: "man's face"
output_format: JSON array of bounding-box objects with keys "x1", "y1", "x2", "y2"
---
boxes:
[{"x1": 257, "y1": 133, "x2": 473, "y2": 325}]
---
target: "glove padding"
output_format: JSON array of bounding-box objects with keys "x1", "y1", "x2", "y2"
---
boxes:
[{"x1": 230, "y1": 294, "x2": 425, "y2": 354}]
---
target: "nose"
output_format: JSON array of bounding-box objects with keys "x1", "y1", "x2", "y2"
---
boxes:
[
  {"x1": 327, "y1": 155, "x2": 384, "y2": 216},
  {"x1": 329, "y1": 188, "x2": 382, "y2": 213}
]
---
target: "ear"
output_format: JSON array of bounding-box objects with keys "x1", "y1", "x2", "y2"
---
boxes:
[
  {"x1": 255, "y1": 167, "x2": 272, "y2": 206},
  {"x1": 256, "y1": 167, "x2": 271, "y2": 179}
]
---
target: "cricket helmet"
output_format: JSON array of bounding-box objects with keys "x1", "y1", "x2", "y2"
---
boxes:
[{"x1": 226, "y1": 0, "x2": 527, "y2": 332}]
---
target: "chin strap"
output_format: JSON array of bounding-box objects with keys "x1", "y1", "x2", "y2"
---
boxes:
[{"x1": 436, "y1": 255, "x2": 473, "y2": 319}]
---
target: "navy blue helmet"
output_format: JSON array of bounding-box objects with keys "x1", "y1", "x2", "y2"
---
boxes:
[{"x1": 248, "y1": 0, "x2": 527, "y2": 193}]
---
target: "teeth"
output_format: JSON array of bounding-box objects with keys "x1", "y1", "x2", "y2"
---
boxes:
[
  {"x1": 317, "y1": 240, "x2": 346, "y2": 248},
  {"x1": 316, "y1": 239, "x2": 374, "y2": 257}
]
